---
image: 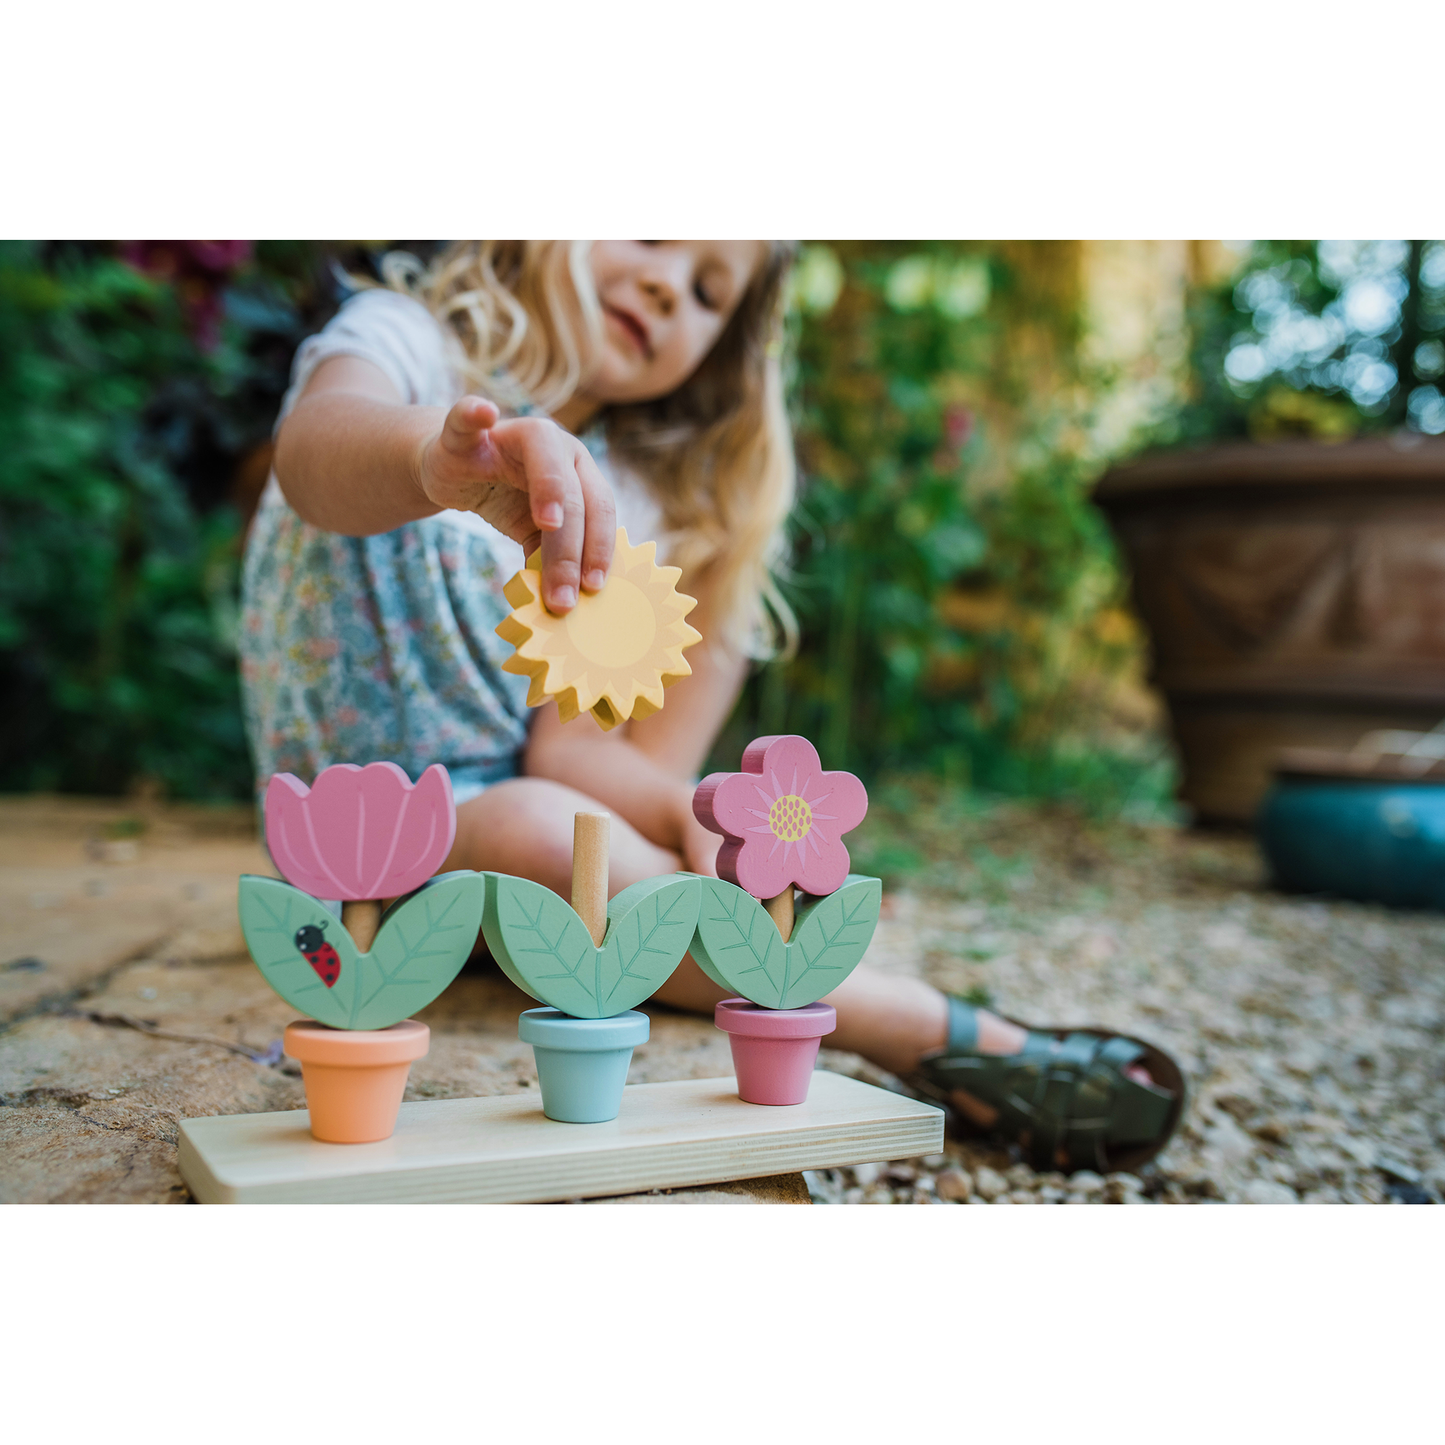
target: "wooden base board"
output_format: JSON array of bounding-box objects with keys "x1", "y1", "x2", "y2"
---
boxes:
[{"x1": 178, "y1": 1070, "x2": 943, "y2": 1204}]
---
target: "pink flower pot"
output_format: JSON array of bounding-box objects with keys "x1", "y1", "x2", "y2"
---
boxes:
[{"x1": 714, "y1": 998, "x2": 837, "y2": 1105}]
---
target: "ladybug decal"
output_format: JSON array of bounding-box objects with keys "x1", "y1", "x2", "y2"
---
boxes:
[{"x1": 294, "y1": 921, "x2": 342, "y2": 988}]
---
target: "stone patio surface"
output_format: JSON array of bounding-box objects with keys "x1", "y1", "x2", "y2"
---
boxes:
[{"x1": 3, "y1": 788, "x2": 1441, "y2": 1204}]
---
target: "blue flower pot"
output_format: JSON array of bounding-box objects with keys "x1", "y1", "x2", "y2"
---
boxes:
[
  {"x1": 518, "y1": 1007, "x2": 649, "y2": 1123},
  {"x1": 1258, "y1": 777, "x2": 1445, "y2": 909}
]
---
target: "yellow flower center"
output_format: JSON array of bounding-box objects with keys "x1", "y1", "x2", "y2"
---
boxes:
[{"x1": 768, "y1": 794, "x2": 812, "y2": 843}]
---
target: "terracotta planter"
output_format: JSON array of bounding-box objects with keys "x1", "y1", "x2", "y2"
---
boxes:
[
  {"x1": 1095, "y1": 436, "x2": 1445, "y2": 825},
  {"x1": 714, "y1": 999, "x2": 836, "y2": 1105},
  {"x1": 283, "y1": 1019, "x2": 429, "y2": 1143}
]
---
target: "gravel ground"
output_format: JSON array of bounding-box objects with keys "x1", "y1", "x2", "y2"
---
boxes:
[{"x1": 807, "y1": 783, "x2": 1445, "y2": 1204}]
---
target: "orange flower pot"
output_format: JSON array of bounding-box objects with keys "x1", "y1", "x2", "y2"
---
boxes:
[{"x1": 283, "y1": 1019, "x2": 430, "y2": 1143}]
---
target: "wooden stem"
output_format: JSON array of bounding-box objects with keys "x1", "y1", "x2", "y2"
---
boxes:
[
  {"x1": 765, "y1": 888, "x2": 794, "y2": 943},
  {"x1": 572, "y1": 812, "x2": 610, "y2": 947},
  {"x1": 341, "y1": 899, "x2": 382, "y2": 954}
]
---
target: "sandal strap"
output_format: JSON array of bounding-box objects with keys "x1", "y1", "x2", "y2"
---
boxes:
[
  {"x1": 1030, "y1": 1033, "x2": 1104, "y2": 1171},
  {"x1": 945, "y1": 994, "x2": 979, "y2": 1053},
  {"x1": 914, "y1": 1016, "x2": 1175, "y2": 1172},
  {"x1": 990, "y1": 1033, "x2": 1103, "y2": 1170}
]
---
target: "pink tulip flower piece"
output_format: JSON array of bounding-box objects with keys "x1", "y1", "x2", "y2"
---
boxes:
[
  {"x1": 264, "y1": 762, "x2": 456, "y2": 901},
  {"x1": 693, "y1": 735, "x2": 868, "y2": 900}
]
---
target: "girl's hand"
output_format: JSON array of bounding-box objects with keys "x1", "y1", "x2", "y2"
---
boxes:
[{"x1": 418, "y1": 396, "x2": 617, "y2": 613}]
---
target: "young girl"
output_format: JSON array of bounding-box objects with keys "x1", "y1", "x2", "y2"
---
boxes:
[{"x1": 241, "y1": 240, "x2": 1182, "y2": 1174}]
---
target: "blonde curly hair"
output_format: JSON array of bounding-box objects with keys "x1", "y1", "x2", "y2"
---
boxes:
[{"x1": 378, "y1": 240, "x2": 797, "y2": 657}]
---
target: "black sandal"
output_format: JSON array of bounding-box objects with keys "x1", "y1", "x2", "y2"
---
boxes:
[{"x1": 904, "y1": 997, "x2": 1186, "y2": 1174}]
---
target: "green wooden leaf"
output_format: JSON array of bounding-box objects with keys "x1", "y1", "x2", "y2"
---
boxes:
[
  {"x1": 238, "y1": 871, "x2": 484, "y2": 1030},
  {"x1": 689, "y1": 876, "x2": 784, "y2": 1000},
  {"x1": 600, "y1": 874, "x2": 702, "y2": 1015},
  {"x1": 239, "y1": 876, "x2": 355, "y2": 1030},
  {"x1": 481, "y1": 872, "x2": 700, "y2": 1018},
  {"x1": 358, "y1": 872, "x2": 486, "y2": 1029},
  {"x1": 783, "y1": 875, "x2": 883, "y2": 1009},
  {"x1": 481, "y1": 874, "x2": 593, "y2": 1006},
  {"x1": 691, "y1": 875, "x2": 882, "y2": 1009}
]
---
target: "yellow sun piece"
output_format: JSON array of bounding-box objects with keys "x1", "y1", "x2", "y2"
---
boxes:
[
  {"x1": 496, "y1": 527, "x2": 703, "y2": 731},
  {"x1": 768, "y1": 794, "x2": 813, "y2": 842}
]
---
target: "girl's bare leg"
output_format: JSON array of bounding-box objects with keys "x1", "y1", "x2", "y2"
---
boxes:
[{"x1": 445, "y1": 777, "x2": 679, "y2": 892}]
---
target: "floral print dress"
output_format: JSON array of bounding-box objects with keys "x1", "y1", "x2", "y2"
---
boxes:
[{"x1": 239, "y1": 288, "x2": 661, "y2": 804}]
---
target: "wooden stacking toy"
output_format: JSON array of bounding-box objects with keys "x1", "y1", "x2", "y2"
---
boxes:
[
  {"x1": 496, "y1": 526, "x2": 702, "y2": 730},
  {"x1": 180, "y1": 541, "x2": 943, "y2": 1202},
  {"x1": 692, "y1": 735, "x2": 881, "y2": 1105},
  {"x1": 188, "y1": 752, "x2": 937, "y2": 1198},
  {"x1": 482, "y1": 813, "x2": 700, "y2": 1122},
  {"x1": 239, "y1": 762, "x2": 483, "y2": 1142}
]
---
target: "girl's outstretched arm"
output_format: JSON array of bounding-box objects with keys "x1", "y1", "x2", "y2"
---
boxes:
[
  {"x1": 522, "y1": 573, "x2": 748, "y2": 874},
  {"x1": 274, "y1": 355, "x2": 615, "y2": 613}
]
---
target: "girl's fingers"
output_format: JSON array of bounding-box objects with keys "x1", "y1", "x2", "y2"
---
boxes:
[
  {"x1": 474, "y1": 417, "x2": 613, "y2": 611},
  {"x1": 574, "y1": 445, "x2": 617, "y2": 592},
  {"x1": 521, "y1": 428, "x2": 586, "y2": 612},
  {"x1": 440, "y1": 395, "x2": 500, "y2": 452}
]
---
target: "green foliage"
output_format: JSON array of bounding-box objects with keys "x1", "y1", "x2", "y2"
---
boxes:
[
  {"x1": 238, "y1": 870, "x2": 483, "y2": 1029},
  {"x1": 1163, "y1": 239, "x2": 1445, "y2": 445},
  {"x1": 690, "y1": 875, "x2": 881, "y2": 1009},
  {"x1": 716, "y1": 241, "x2": 1168, "y2": 814},
  {"x1": 482, "y1": 872, "x2": 700, "y2": 1018},
  {"x1": 0, "y1": 240, "x2": 325, "y2": 799}
]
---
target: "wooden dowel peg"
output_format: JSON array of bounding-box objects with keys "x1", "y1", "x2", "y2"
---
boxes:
[
  {"x1": 764, "y1": 888, "x2": 794, "y2": 943},
  {"x1": 572, "y1": 812, "x2": 610, "y2": 946},
  {"x1": 342, "y1": 899, "x2": 382, "y2": 954}
]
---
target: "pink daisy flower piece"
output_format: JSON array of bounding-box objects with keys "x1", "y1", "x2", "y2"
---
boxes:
[{"x1": 693, "y1": 735, "x2": 868, "y2": 900}]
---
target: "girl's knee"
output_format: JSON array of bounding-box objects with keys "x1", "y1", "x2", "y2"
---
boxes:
[
  {"x1": 505, "y1": 780, "x2": 612, "y2": 851},
  {"x1": 452, "y1": 777, "x2": 680, "y2": 892},
  {"x1": 451, "y1": 779, "x2": 581, "y2": 882}
]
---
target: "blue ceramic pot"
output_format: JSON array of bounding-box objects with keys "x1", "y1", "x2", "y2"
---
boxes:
[
  {"x1": 518, "y1": 1007, "x2": 649, "y2": 1123},
  {"x1": 1258, "y1": 777, "x2": 1445, "y2": 909}
]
